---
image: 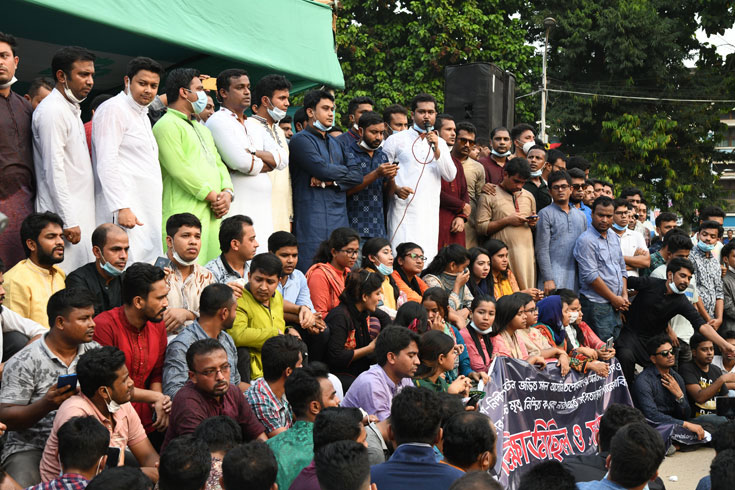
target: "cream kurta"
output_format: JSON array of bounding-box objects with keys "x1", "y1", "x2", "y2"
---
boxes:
[
  {"x1": 462, "y1": 157, "x2": 486, "y2": 248},
  {"x1": 383, "y1": 127, "x2": 456, "y2": 264},
  {"x1": 92, "y1": 91, "x2": 163, "y2": 264},
  {"x1": 476, "y1": 186, "x2": 537, "y2": 290},
  {"x1": 32, "y1": 88, "x2": 95, "y2": 273},
  {"x1": 206, "y1": 109, "x2": 287, "y2": 254},
  {"x1": 251, "y1": 115, "x2": 293, "y2": 232}
]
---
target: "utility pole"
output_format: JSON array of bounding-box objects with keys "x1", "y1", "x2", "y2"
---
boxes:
[{"x1": 540, "y1": 17, "x2": 556, "y2": 144}]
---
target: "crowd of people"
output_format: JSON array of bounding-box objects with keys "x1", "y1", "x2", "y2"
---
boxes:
[{"x1": 1, "y1": 32, "x2": 735, "y2": 490}]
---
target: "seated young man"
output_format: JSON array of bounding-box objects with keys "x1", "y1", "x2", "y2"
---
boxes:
[
  {"x1": 268, "y1": 231, "x2": 327, "y2": 360},
  {"x1": 0, "y1": 258, "x2": 46, "y2": 363},
  {"x1": 29, "y1": 416, "x2": 109, "y2": 489},
  {"x1": 245, "y1": 334, "x2": 304, "y2": 438},
  {"x1": 40, "y1": 346, "x2": 160, "y2": 483},
  {"x1": 679, "y1": 332, "x2": 735, "y2": 430},
  {"x1": 158, "y1": 435, "x2": 211, "y2": 490},
  {"x1": 221, "y1": 442, "x2": 278, "y2": 490},
  {"x1": 0, "y1": 288, "x2": 99, "y2": 487},
  {"x1": 315, "y1": 441, "x2": 371, "y2": 490},
  {"x1": 163, "y1": 338, "x2": 266, "y2": 449},
  {"x1": 66, "y1": 223, "x2": 129, "y2": 315},
  {"x1": 193, "y1": 416, "x2": 243, "y2": 490},
  {"x1": 371, "y1": 387, "x2": 465, "y2": 490},
  {"x1": 162, "y1": 213, "x2": 215, "y2": 336},
  {"x1": 205, "y1": 215, "x2": 258, "y2": 292},
  {"x1": 230, "y1": 253, "x2": 285, "y2": 381},
  {"x1": 442, "y1": 411, "x2": 497, "y2": 474}
]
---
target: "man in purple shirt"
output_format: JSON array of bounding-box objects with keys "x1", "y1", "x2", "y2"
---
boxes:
[
  {"x1": 342, "y1": 326, "x2": 419, "y2": 420},
  {"x1": 163, "y1": 339, "x2": 266, "y2": 449}
]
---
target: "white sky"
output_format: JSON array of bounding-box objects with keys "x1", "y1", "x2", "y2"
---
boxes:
[{"x1": 686, "y1": 26, "x2": 735, "y2": 67}]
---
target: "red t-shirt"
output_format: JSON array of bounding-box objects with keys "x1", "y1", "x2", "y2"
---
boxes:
[{"x1": 93, "y1": 306, "x2": 167, "y2": 433}]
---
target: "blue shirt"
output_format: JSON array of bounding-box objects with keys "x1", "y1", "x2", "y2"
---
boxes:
[
  {"x1": 536, "y1": 202, "x2": 587, "y2": 291},
  {"x1": 371, "y1": 444, "x2": 465, "y2": 490},
  {"x1": 573, "y1": 226, "x2": 627, "y2": 303},
  {"x1": 344, "y1": 139, "x2": 389, "y2": 239},
  {"x1": 577, "y1": 477, "x2": 627, "y2": 490},
  {"x1": 577, "y1": 202, "x2": 593, "y2": 226},
  {"x1": 632, "y1": 365, "x2": 690, "y2": 425},
  {"x1": 277, "y1": 269, "x2": 315, "y2": 312},
  {"x1": 162, "y1": 320, "x2": 241, "y2": 398},
  {"x1": 289, "y1": 126, "x2": 362, "y2": 272}
]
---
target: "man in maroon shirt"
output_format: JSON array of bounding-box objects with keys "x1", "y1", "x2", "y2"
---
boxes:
[
  {"x1": 438, "y1": 123, "x2": 473, "y2": 248},
  {"x1": 163, "y1": 338, "x2": 266, "y2": 449},
  {"x1": 93, "y1": 262, "x2": 171, "y2": 446},
  {"x1": 478, "y1": 126, "x2": 512, "y2": 186}
]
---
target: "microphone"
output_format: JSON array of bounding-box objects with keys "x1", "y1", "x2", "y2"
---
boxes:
[{"x1": 424, "y1": 121, "x2": 436, "y2": 154}]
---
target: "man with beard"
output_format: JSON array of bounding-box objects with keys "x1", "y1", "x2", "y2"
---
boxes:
[
  {"x1": 344, "y1": 111, "x2": 396, "y2": 243},
  {"x1": 0, "y1": 33, "x2": 34, "y2": 271},
  {"x1": 163, "y1": 338, "x2": 266, "y2": 449},
  {"x1": 92, "y1": 57, "x2": 164, "y2": 265},
  {"x1": 0, "y1": 258, "x2": 46, "y2": 364},
  {"x1": 439, "y1": 122, "x2": 474, "y2": 248},
  {"x1": 40, "y1": 346, "x2": 161, "y2": 483},
  {"x1": 337, "y1": 96, "x2": 375, "y2": 150},
  {"x1": 568, "y1": 167, "x2": 592, "y2": 226},
  {"x1": 33, "y1": 46, "x2": 97, "y2": 274},
  {"x1": 523, "y1": 144, "x2": 552, "y2": 212},
  {"x1": 435, "y1": 114, "x2": 457, "y2": 149},
  {"x1": 382, "y1": 104, "x2": 409, "y2": 138},
  {"x1": 3, "y1": 212, "x2": 66, "y2": 328},
  {"x1": 0, "y1": 288, "x2": 99, "y2": 487},
  {"x1": 93, "y1": 263, "x2": 172, "y2": 446},
  {"x1": 478, "y1": 126, "x2": 512, "y2": 186},
  {"x1": 163, "y1": 284, "x2": 247, "y2": 398},
  {"x1": 65, "y1": 223, "x2": 129, "y2": 316}
]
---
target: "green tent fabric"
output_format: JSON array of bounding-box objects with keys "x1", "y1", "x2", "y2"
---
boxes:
[{"x1": 6, "y1": 0, "x2": 344, "y2": 95}]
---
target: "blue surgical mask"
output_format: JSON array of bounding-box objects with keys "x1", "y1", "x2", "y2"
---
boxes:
[
  {"x1": 669, "y1": 281, "x2": 686, "y2": 295},
  {"x1": 413, "y1": 123, "x2": 429, "y2": 133},
  {"x1": 314, "y1": 120, "x2": 332, "y2": 132},
  {"x1": 530, "y1": 169, "x2": 543, "y2": 178},
  {"x1": 376, "y1": 263, "x2": 393, "y2": 276},
  {"x1": 187, "y1": 89, "x2": 208, "y2": 114},
  {"x1": 697, "y1": 240, "x2": 715, "y2": 253},
  {"x1": 97, "y1": 249, "x2": 123, "y2": 277},
  {"x1": 612, "y1": 222, "x2": 627, "y2": 231},
  {"x1": 491, "y1": 149, "x2": 512, "y2": 158},
  {"x1": 266, "y1": 98, "x2": 287, "y2": 122}
]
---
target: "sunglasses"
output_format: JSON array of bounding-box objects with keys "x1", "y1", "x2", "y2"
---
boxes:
[{"x1": 655, "y1": 349, "x2": 674, "y2": 357}]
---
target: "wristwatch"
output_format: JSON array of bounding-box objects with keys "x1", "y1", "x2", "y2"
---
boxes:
[
  {"x1": 676, "y1": 395, "x2": 685, "y2": 404},
  {"x1": 223, "y1": 189, "x2": 235, "y2": 202}
]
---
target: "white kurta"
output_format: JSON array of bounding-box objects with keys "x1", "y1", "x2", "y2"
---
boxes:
[
  {"x1": 383, "y1": 128, "x2": 456, "y2": 264},
  {"x1": 206, "y1": 109, "x2": 287, "y2": 254},
  {"x1": 32, "y1": 88, "x2": 95, "y2": 273},
  {"x1": 92, "y1": 91, "x2": 163, "y2": 264}
]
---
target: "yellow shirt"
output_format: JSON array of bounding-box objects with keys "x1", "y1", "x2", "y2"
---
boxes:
[
  {"x1": 381, "y1": 276, "x2": 397, "y2": 310},
  {"x1": 4, "y1": 259, "x2": 66, "y2": 328}
]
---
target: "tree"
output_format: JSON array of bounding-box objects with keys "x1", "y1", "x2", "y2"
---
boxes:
[
  {"x1": 335, "y1": 0, "x2": 538, "y2": 130},
  {"x1": 526, "y1": 1, "x2": 735, "y2": 220}
]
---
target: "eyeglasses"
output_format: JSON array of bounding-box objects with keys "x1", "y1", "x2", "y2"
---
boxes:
[
  {"x1": 571, "y1": 184, "x2": 583, "y2": 190},
  {"x1": 655, "y1": 350, "x2": 674, "y2": 357},
  {"x1": 196, "y1": 363, "x2": 231, "y2": 377},
  {"x1": 407, "y1": 253, "x2": 427, "y2": 261},
  {"x1": 523, "y1": 307, "x2": 538, "y2": 313},
  {"x1": 339, "y1": 249, "x2": 360, "y2": 257},
  {"x1": 550, "y1": 184, "x2": 570, "y2": 191},
  {"x1": 457, "y1": 137, "x2": 476, "y2": 146}
]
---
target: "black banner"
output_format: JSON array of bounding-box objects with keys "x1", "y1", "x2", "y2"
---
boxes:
[{"x1": 478, "y1": 357, "x2": 633, "y2": 489}]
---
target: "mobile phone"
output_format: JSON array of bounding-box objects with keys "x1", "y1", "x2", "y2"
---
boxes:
[
  {"x1": 106, "y1": 447, "x2": 121, "y2": 469},
  {"x1": 393, "y1": 160, "x2": 400, "y2": 166},
  {"x1": 466, "y1": 390, "x2": 485, "y2": 407},
  {"x1": 605, "y1": 337, "x2": 615, "y2": 350},
  {"x1": 57, "y1": 374, "x2": 77, "y2": 392},
  {"x1": 526, "y1": 215, "x2": 538, "y2": 220},
  {"x1": 154, "y1": 256, "x2": 172, "y2": 270}
]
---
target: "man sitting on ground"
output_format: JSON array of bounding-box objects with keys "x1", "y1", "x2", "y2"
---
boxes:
[
  {"x1": 158, "y1": 435, "x2": 211, "y2": 490},
  {"x1": 246, "y1": 334, "x2": 304, "y2": 438},
  {"x1": 192, "y1": 416, "x2": 242, "y2": 490},
  {"x1": 205, "y1": 215, "x2": 258, "y2": 296},
  {"x1": 40, "y1": 346, "x2": 160, "y2": 483},
  {"x1": 695, "y1": 420, "x2": 735, "y2": 490},
  {"x1": 163, "y1": 339, "x2": 266, "y2": 449},
  {"x1": 0, "y1": 288, "x2": 98, "y2": 487},
  {"x1": 66, "y1": 223, "x2": 128, "y2": 315},
  {"x1": 163, "y1": 283, "x2": 246, "y2": 398},
  {"x1": 441, "y1": 411, "x2": 497, "y2": 474},
  {"x1": 220, "y1": 442, "x2": 278, "y2": 490},
  {"x1": 315, "y1": 440, "x2": 372, "y2": 490},
  {"x1": 342, "y1": 326, "x2": 420, "y2": 420}
]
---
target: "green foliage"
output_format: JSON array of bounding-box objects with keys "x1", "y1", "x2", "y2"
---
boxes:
[
  {"x1": 526, "y1": 0, "x2": 735, "y2": 221},
  {"x1": 335, "y1": 0, "x2": 538, "y2": 129}
]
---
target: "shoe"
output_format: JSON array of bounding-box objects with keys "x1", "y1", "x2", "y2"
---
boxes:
[{"x1": 666, "y1": 444, "x2": 676, "y2": 456}]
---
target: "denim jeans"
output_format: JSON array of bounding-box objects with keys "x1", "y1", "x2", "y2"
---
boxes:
[{"x1": 580, "y1": 295, "x2": 621, "y2": 341}]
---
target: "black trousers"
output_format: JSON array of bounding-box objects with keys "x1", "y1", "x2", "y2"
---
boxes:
[{"x1": 616, "y1": 327, "x2": 653, "y2": 386}]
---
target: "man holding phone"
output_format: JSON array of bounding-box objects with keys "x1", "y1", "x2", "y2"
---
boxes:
[{"x1": 0, "y1": 288, "x2": 99, "y2": 487}]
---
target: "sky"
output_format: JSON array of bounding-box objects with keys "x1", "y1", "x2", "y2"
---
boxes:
[{"x1": 688, "y1": 26, "x2": 735, "y2": 67}]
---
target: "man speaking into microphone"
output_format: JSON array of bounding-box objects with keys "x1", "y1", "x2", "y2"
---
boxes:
[{"x1": 383, "y1": 93, "x2": 456, "y2": 264}]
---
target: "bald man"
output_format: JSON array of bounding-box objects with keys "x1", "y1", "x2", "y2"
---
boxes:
[{"x1": 65, "y1": 223, "x2": 129, "y2": 315}]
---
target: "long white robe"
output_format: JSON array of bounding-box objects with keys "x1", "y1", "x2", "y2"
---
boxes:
[
  {"x1": 383, "y1": 127, "x2": 456, "y2": 264},
  {"x1": 32, "y1": 88, "x2": 95, "y2": 273},
  {"x1": 206, "y1": 109, "x2": 287, "y2": 253},
  {"x1": 92, "y1": 91, "x2": 162, "y2": 264}
]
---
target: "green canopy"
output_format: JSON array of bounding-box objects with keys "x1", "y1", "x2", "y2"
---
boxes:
[{"x1": 6, "y1": 0, "x2": 344, "y2": 95}]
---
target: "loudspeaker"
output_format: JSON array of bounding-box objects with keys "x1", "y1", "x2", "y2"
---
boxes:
[{"x1": 444, "y1": 63, "x2": 516, "y2": 141}]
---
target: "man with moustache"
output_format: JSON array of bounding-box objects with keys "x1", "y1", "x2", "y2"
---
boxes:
[
  {"x1": 163, "y1": 338, "x2": 266, "y2": 449},
  {"x1": 0, "y1": 288, "x2": 99, "y2": 487},
  {"x1": 0, "y1": 258, "x2": 46, "y2": 365},
  {"x1": 3, "y1": 212, "x2": 66, "y2": 328},
  {"x1": 510, "y1": 123, "x2": 536, "y2": 160},
  {"x1": 33, "y1": 46, "x2": 97, "y2": 274},
  {"x1": 568, "y1": 167, "x2": 592, "y2": 226},
  {"x1": 382, "y1": 104, "x2": 409, "y2": 138},
  {"x1": 478, "y1": 127, "x2": 512, "y2": 186},
  {"x1": 93, "y1": 263, "x2": 172, "y2": 445},
  {"x1": 162, "y1": 283, "x2": 247, "y2": 398},
  {"x1": 439, "y1": 122, "x2": 475, "y2": 248},
  {"x1": 92, "y1": 57, "x2": 165, "y2": 265},
  {"x1": 523, "y1": 144, "x2": 552, "y2": 212},
  {"x1": 0, "y1": 32, "x2": 34, "y2": 271}
]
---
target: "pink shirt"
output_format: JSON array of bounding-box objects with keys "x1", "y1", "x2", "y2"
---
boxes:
[{"x1": 40, "y1": 394, "x2": 147, "y2": 482}]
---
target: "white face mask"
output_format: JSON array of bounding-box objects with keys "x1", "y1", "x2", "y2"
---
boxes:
[
  {"x1": 103, "y1": 388, "x2": 122, "y2": 414},
  {"x1": 530, "y1": 169, "x2": 543, "y2": 178},
  {"x1": 0, "y1": 75, "x2": 17, "y2": 89},
  {"x1": 172, "y1": 249, "x2": 198, "y2": 267},
  {"x1": 568, "y1": 311, "x2": 579, "y2": 324},
  {"x1": 126, "y1": 83, "x2": 153, "y2": 109},
  {"x1": 63, "y1": 80, "x2": 86, "y2": 104},
  {"x1": 359, "y1": 139, "x2": 382, "y2": 151},
  {"x1": 266, "y1": 98, "x2": 287, "y2": 122},
  {"x1": 470, "y1": 321, "x2": 493, "y2": 335},
  {"x1": 522, "y1": 141, "x2": 536, "y2": 155}
]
